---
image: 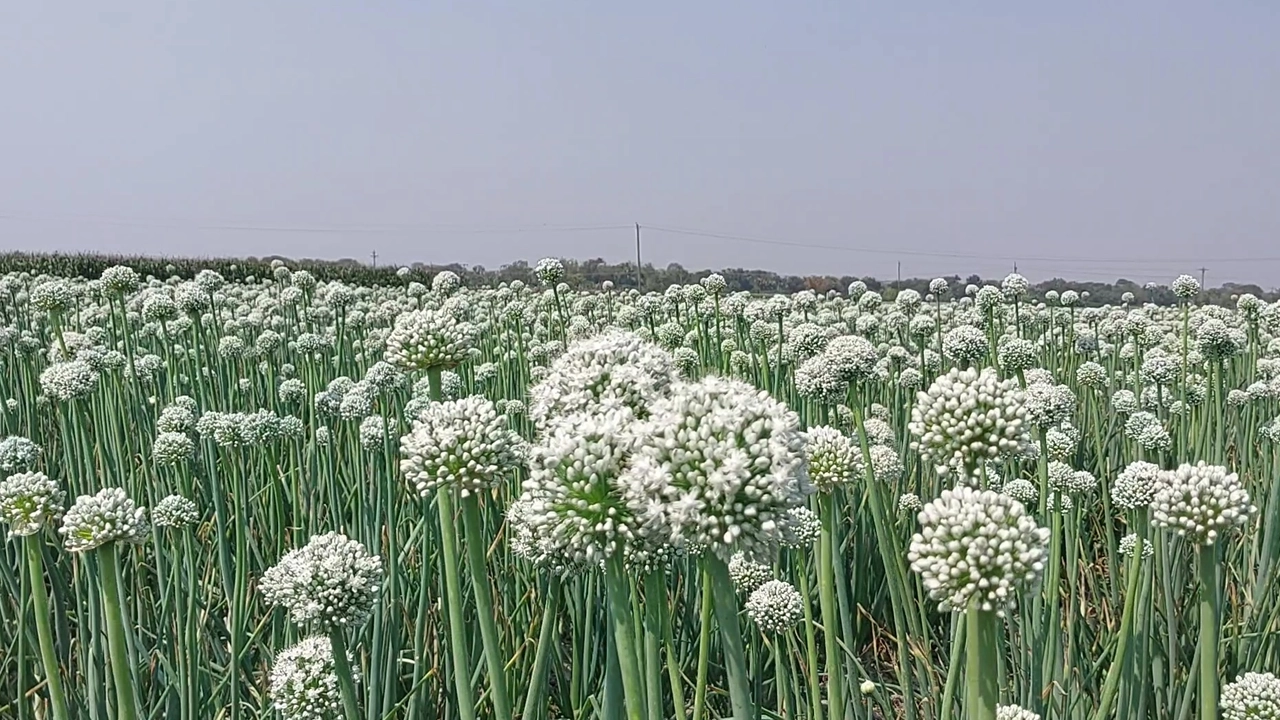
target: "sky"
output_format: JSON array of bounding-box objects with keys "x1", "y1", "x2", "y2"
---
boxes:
[{"x1": 1, "y1": 2, "x2": 1278, "y2": 286}]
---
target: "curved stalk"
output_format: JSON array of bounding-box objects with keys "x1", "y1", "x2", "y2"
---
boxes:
[{"x1": 97, "y1": 544, "x2": 139, "y2": 720}]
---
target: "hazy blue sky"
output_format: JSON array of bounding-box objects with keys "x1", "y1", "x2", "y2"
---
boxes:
[{"x1": 2, "y1": 2, "x2": 1277, "y2": 285}]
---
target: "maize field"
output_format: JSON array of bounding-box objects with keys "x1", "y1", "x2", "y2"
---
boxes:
[{"x1": 2, "y1": 259, "x2": 1279, "y2": 720}]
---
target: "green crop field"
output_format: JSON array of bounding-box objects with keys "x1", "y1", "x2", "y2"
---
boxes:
[{"x1": 1, "y1": 258, "x2": 1277, "y2": 720}]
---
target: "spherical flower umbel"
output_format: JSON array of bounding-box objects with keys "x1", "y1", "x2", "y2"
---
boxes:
[
  {"x1": 728, "y1": 550, "x2": 772, "y2": 593},
  {"x1": 781, "y1": 506, "x2": 822, "y2": 547},
  {"x1": 803, "y1": 426, "x2": 860, "y2": 492},
  {"x1": 1112, "y1": 460, "x2": 1162, "y2": 511},
  {"x1": 997, "y1": 705, "x2": 1042, "y2": 720},
  {"x1": 383, "y1": 307, "x2": 477, "y2": 371},
  {"x1": 1002, "y1": 478, "x2": 1038, "y2": 506},
  {"x1": 1171, "y1": 274, "x2": 1201, "y2": 299},
  {"x1": 1118, "y1": 533, "x2": 1154, "y2": 559},
  {"x1": 59, "y1": 487, "x2": 149, "y2": 552},
  {"x1": 260, "y1": 532, "x2": 384, "y2": 631},
  {"x1": 511, "y1": 410, "x2": 641, "y2": 567},
  {"x1": 39, "y1": 359, "x2": 100, "y2": 402},
  {"x1": 908, "y1": 486, "x2": 1050, "y2": 612},
  {"x1": 0, "y1": 471, "x2": 65, "y2": 537},
  {"x1": 909, "y1": 367, "x2": 1030, "y2": 476},
  {"x1": 0, "y1": 436, "x2": 42, "y2": 472},
  {"x1": 898, "y1": 493, "x2": 923, "y2": 514},
  {"x1": 399, "y1": 395, "x2": 523, "y2": 498},
  {"x1": 535, "y1": 257, "x2": 565, "y2": 285},
  {"x1": 745, "y1": 580, "x2": 804, "y2": 634},
  {"x1": 269, "y1": 635, "x2": 347, "y2": 720},
  {"x1": 152, "y1": 494, "x2": 199, "y2": 529},
  {"x1": 622, "y1": 376, "x2": 813, "y2": 562},
  {"x1": 943, "y1": 325, "x2": 988, "y2": 367},
  {"x1": 528, "y1": 330, "x2": 679, "y2": 429},
  {"x1": 1150, "y1": 462, "x2": 1257, "y2": 546},
  {"x1": 1221, "y1": 671, "x2": 1280, "y2": 720}
]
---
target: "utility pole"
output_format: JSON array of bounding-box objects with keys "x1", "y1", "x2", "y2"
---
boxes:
[
  {"x1": 1199, "y1": 266, "x2": 1208, "y2": 288},
  {"x1": 635, "y1": 223, "x2": 643, "y2": 291},
  {"x1": 897, "y1": 261, "x2": 901, "y2": 284},
  {"x1": 370, "y1": 250, "x2": 378, "y2": 268}
]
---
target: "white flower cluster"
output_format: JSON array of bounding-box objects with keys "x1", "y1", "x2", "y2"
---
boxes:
[
  {"x1": 153, "y1": 431, "x2": 195, "y2": 465},
  {"x1": 1150, "y1": 462, "x2": 1256, "y2": 546},
  {"x1": 909, "y1": 367, "x2": 1030, "y2": 476},
  {"x1": 1022, "y1": 380, "x2": 1076, "y2": 429},
  {"x1": 383, "y1": 307, "x2": 476, "y2": 371},
  {"x1": 399, "y1": 395, "x2": 523, "y2": 498},
  {"x1": 528, "y1": 330, "x2": 678, "y2": 429},
  {"x1": 39, "y1": 359, "x2": 100, "y2": 401},
  {"x1": 1001, "y1": 478, "x2": 1038, "y2": 506},
  {"x1": 908, "y1": 486, "x2": 1049, "y2": 612},
  {"x1": 898, "y1": 492, "x2": 923, "y2": 513},
  {"x1": 745, "y1": 580, "x2": 804, "y2": 634},
  {"x1": 804, "y1": 426, "x2": 860, "y2": 492},
  {"x1": 268, "y1": 635, "x2": 346, "y2": 720},
  {"x1": 1111, "y1": 460, "x2": 1162, "y2": 510},
  {"x1": 0, "y1": 436, "x2": 42, "y2": 472},
  {"x1": 59, "y1": 487, "x2": 149, "y2": 552},
  {"x1": 782, "y1": 506, "x2": 822, "y2": 547},
  {"x1": 1118, "y1": 533, "x2": 1153, "y2": 559},
  {"x1": 623, "y1": 376, "x2": 812, "y2": 562},
  {"x1": 260, "y1": 532, "x2": 384, "y2": 630},
  {"x1": 996, "y1": 705, "x2": 1042, "y2": 720},
  {"x1": 0, "y1": 471, "x2": 65, "y2": 537},
  {"x1": 728, "y1": 550, "x2": 772, "y2": 593},
  {"x1": 943, "y1": 325, "x2": 988, "y2": 367},
  {"x1": 510, "y1": 410, "x2": 641, "y2": 567},
  {"x1": 152, "y1": 494, "x2": 199, "y2": 528},
  {"x1": 1221, "y1": 672, "x2": 1280, "y2": 720}
]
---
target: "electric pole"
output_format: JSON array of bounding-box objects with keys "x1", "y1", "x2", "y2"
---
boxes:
[
  {"x1": 371, "y1": 251, "x2": 378, "y2": 268},
  {"x1": 635, "y1": 223, "x2": 643, "y2": 291},
  {"x1": 897, "y1": 261, "x2": 901, "y2": 284},
  {"x1": 1199, "y1": 266, "x2": 1208, "y2": 288}
]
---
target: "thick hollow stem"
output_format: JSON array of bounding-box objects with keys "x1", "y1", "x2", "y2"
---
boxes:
[
  {"x1": 692, "y1": 567, "x2": 713, "y2": 720},
  {"x1": 603, "y1": 555, "x2": 647, "y2": 720},
  {"x1": 460, "y1": 494, "x2": 513, "y2": 720},
  {"x1": 706, "y1": 554, "x2": 756, "y2": 720},
  {"x1": 1093, "y1": 523, "x2": 1146, "y2": 720},
  {"x1": 26, "y1": 537, "x2": 70, "y2": 720},
  {"x1": 965, "y1": 605, "x2": 998, "y2": 720},
  {"x1": 327, "y1": 629, "x2": 362, "y2": 720},
  {"x1": 1198, "y1": 544, "x2": 1219, "y2": 720},
  {"x1": 97, "y1": 544, "x2": 140, "y2": 720},
  {"x1": 436, "y1": 489, "x2": 478, "y2": 720},
  {"x1": 817, "y1": 495, "x2": 846, "y2": 720},
  {"x1": 521, "y1": 576, "x2": 562, "y2": 720}
]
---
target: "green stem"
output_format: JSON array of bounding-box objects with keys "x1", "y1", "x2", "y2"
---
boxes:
[
  {"x1": 965, "y1": 605, "x2": 998, "y2": 720},
  {"x1": 460, "y1": 494, "x2": 513, "y2": 720},
  {"x1": 327, "y1": 629, "x2": 362, "y2": 720},
  {"x1": 818, "y1": 496, "x2": 846, "y2": 720},
  {"x1": 643, "y1": 571, "x2": 665, "y2": 720},
  {"x1": 692, "y1": 568, "x2": 713, "y2": 720},
  {"x1": 436, "y1": 489, "x2": 478, "y2": 720},
  {"x1": 1198, "y1": 544, "x2": 1219, "y2": 720},
  {"x1": 97, "y1": 544, "x2": 139, "y2": 720},
  {"x1": 706, "y1": 554, "x2": 755, "y2": 720},
  {"x1": 940, "y1": 612, "x2": 966, "y2": 720},
  {"x1": 604, "y1": 555, "x2": 647, "y2": 720},
  {"x1": 26, "y1": 537, "x2": 70, "y2": 720},
  {"x1": 1092, "y1": 524, "x2": 1146, "y2": 720},
  {"x1": 521, "y1": 577, "x2": 562, "y2": 720}
]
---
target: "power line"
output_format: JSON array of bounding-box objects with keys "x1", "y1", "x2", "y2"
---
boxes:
[
  {"x1": 642, "y1": 223, "x2": 1280, "y2": 266},
  {"x1": 0, "y1": 213, "x2": 630, "y2": 236}
]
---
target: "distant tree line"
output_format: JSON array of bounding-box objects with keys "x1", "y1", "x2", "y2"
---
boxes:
[{"x1": 0, "y1": 250, "x2": 1272, "y2": 307}]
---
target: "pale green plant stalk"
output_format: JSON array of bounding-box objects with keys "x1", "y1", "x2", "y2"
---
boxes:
[
  {"x1": 706, "y1": 554, "x2": 755, "y2": 720},
  {"x1": 965, "y1": 604, "x2": 998, "y2": 720},
  {"x1": 327, "y1": 629, "x2": 362, "y2": 720},
  {"x1": 96, "y1": 544, "x2": 140, "y2": 720},
  {"x1": 460, "y1": 494, "x2": 513, "y2": 720},
  {"x1": 1197, "y1": 544, "x2": 1219, "y2": 720},
  {"x1": 522, "y1": 576, "x2": 562, "y2": 720},
  {"x1": 603, "y1": 555, "x2": 647, "y2": 720},
  {"x1": 1093, "y1": 523, "x2": 1146, "y2": 720},
  {"x1": 817, "y1": 495, "x2": 846, "y2": 720},
  {"x1": 25, "y1": 536, "x2": 70, "y2": 720}
]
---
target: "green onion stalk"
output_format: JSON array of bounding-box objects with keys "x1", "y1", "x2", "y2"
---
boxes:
[{"x1": 25, "y1": 536, "x2": 70, "y2": 720}]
